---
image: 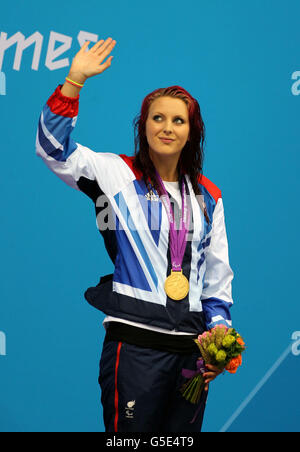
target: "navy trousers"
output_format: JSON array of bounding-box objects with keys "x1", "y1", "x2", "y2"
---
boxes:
[{"x1": 98, "y1": 337, "x2": 208, "y2": 432}]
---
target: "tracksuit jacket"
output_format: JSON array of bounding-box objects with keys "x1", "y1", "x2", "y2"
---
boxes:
[{"x1": 35, "y1": 84, "x2": 234, "y2": 336}]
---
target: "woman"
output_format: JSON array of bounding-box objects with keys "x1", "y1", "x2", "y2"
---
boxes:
[{"x1": 36, "y1": 37, "x2": 234, "y2": 432}]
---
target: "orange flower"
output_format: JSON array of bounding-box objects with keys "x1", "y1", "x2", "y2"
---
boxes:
[
  {"x1": 225, "y1": 355, "x2": 242, "y2": 374},
  {"x1": 237, "y1": 337, "x2": 245, "y2": 347}
]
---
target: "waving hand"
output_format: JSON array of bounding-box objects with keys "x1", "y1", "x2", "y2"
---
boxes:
[{"x1": 61, "y1": 37, "x2": 117, "y2": 96}]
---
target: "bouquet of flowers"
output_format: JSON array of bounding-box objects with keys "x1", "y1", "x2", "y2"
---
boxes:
[{"x1": 180, "y1": 325, "x2": 246, "y2": 404}]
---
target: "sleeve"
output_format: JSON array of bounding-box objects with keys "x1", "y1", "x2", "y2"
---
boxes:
[
  {"x1": 200, "y1": 196, "x2": 234, "y2": 330},
  {"x1": 35, "y1": 84, "x2": 98, "y2": 191}
]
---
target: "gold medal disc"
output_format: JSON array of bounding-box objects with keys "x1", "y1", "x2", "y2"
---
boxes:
[{"x1": 164, "y1": 270, "x2": 189, "y2": 301}]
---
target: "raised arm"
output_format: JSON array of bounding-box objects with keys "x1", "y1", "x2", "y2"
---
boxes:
[{"x1": 35, "y1": 37, "x2": 117, "y2": 191}]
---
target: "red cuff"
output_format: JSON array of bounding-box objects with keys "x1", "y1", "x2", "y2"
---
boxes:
[{"x1": 46, "y1": 84, "x2": 79, "y2": 118}]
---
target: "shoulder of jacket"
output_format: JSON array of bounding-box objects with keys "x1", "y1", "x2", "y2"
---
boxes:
[
  {"x1": 197, "y1": 173, "x2": 222, "y2": 203},
  {"x1": 119, "y1": 154, "x2": 143, "y2": 180}
]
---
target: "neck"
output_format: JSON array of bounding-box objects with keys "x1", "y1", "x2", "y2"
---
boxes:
[{"x1": 150, "y1": 151, "x2": 180, "y2": 182}]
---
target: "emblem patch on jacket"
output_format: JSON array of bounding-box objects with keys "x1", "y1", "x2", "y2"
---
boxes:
[
  {"x1": 145, "y1": 190, "x2": 159, "y2": 201},
  {"x1": 125, "y1": 400, "x2": 136, "y2": 419}
]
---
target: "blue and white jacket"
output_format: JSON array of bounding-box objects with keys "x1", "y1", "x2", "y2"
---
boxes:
[{"x1": 35, "y1": 85, "x2": 234, "y2": 334}]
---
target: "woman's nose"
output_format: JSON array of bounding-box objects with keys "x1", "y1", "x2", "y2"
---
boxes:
[{"x1": 163, "y1": 122, "x2": 173, "y2": 134}]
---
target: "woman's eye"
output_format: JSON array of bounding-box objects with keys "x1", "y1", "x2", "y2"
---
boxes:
[{"x1": 153, "y1": 115, "x2": 184, "y2": 124}]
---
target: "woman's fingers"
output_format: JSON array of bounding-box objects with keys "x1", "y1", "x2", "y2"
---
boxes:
[
  {"x1": 206, "y1": 364, "x2": 221, "y2": 372},
  {"x1": 90, "y1": 39, "x2": 105, "y2": 53},
  {"x1": 80, "y1": 40, "x2": 90, "y2": 53},
  {"x1": 97, "y1": 39, "x2": 116, "y2": 60},
  {"x1": 203, "y1": 372, "x2": 217, "y2": 381},
  {"x1": 203, "y1": 365, "x2": 223, "y2": 384},
  {"x1": 96, "y1": 56, "x2": 113, "y2": 73},
  {"x1": 201, "y1": 364, "x2": 223, "y2": 390},
  {"x1": 90, "y1": 37, "x2": 115, "y2": 54},
  {"x1": 81, "y1": 37, "x2": 116, "y2": 56},
  {"x1": 71, "y1": 37, "x2": 116, "y2": 79}
]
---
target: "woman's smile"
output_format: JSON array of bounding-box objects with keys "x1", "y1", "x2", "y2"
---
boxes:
[{"x1": 159, "y1": 137, "x2": 174, "y2": 144}]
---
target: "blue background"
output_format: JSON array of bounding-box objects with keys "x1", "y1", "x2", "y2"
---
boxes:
[{"x1": 0, "y1": 0, "x2": 299, "y2": 432}]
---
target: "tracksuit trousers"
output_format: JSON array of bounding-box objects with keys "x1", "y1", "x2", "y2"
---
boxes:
[{"x1": 98, "y1": 333, "x2": 209, "y2": 432}]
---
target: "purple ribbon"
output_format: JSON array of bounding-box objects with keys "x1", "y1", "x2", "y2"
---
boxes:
[
  {"x1": 182, "y1": 358, "x2": 206, "y2": 379},
  {"x1": 155, "y1": 170, "x2": 191, "y2": 272},
  {"x1": 181, "y1": 358, "x2": 208, "y2": 424}
]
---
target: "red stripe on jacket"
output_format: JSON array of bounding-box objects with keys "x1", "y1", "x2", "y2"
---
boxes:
[
  {"x1": 114, "y1": 342, "x2": 123, "y2": 432},
  {"x1": 198, "y1": 173, "x2": 222, "y2": 203},
  {"x1": 119, "y1": 154, "x2": 143, "y2": 180}
]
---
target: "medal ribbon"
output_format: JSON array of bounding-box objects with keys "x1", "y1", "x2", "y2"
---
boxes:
[{"x1": 155, "y1": 169, "x2": 191, "y2": 272}]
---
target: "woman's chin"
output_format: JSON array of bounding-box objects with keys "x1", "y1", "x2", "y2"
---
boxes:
[{"x1": 149, "y1": 147, "x2": 181, "y2": 158}]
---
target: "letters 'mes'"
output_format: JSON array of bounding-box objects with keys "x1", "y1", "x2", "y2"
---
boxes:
[{"x1": 0, "y1": 30, "x2": 99, "y2": 72}]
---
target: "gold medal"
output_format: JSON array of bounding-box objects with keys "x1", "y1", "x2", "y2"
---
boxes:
[{"x1": 164, "y1": 270, "x2": 189, "y2": 301}]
